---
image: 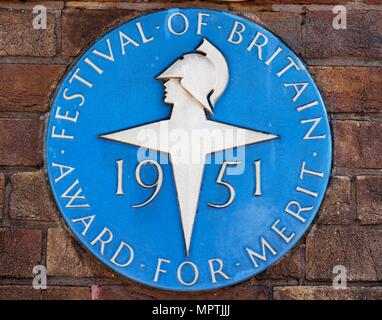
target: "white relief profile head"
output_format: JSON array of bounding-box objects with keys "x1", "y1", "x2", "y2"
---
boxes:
[{"x1": 157, "y1": 38, "x2": 229, "y2": 113}]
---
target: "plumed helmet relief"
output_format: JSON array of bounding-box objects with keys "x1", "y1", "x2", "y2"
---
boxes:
[{"x1": 157, "y1": 38, "x2": 229, "y2": 113}]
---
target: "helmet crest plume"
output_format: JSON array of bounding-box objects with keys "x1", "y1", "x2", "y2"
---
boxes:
[{"x1": 157, "y1": 38, "x2": 229, "y2": 113}]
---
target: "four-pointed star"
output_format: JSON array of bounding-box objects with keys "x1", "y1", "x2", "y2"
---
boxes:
[{"x1": 100, "y1": 110, "x2": 278, "y2": 256}]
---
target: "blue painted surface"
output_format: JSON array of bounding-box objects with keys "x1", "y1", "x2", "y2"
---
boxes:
[{"x1": 46, "y1": 8, "x2": 332, "y2": 291}]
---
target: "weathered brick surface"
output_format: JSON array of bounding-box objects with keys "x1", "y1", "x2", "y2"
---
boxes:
[
  {"x1": 0, "y1": 228, "x2": 41, "y2": 278},
  {"x1": 303, "y1": 10, "x2": 382, "y2": 60},
  {"x1": 357, "y1": 176, "x2": 382, "y2": 225},
  {"x1": 65, "y1": 0, "x2": 228, "y2": 10},
  {"x1": 47, "y1": 228, "x2": 117, "y2": 278},
  {"x1": 333, "y1": 120, "x2": 382, "y2": 169},
  {"x1": 0, "y1": 65, "x2": 66, "y2": 112},
  {"x1": 364, "y1": 0, "x2": 382, "y2": 4},
  {"x1": 274, "y1": 286, "x2": 382, "y2": 300},
  {"x1": 62, "y1": 9, "x2": 137, "y2": 57},
  {"x1": 0, "y1": 10, "x2": 56, "y2": 57},
  {"x1": 241, "y1": 12, "x2": 302, "y2": 54},
  {"x1": 306, "y1": 227, "x2": 382, "y2": 281},
  {"x1": 256, "y1": 247, "x2": 302, "y2": 280},
  {"x1": 310, "y1": 67, "x2": 382, "y2": 113},
  {"x1": 93, "y1": 283, "x2": 269, "y2": 300},
  {"x1": 0, "y1": 118, "x2": 43, "y2": 167},
  {"x1": 0, "y1": 286, "x2": 91, "y2": 300},
  {"x1": 317, "y1": 176, "x2": 352, "y2": 225},
  {"x1": 9, "y1": 171, "x2": 58, "y2": 222},
  {"x1": 0, "y1": 173, "x2": 4, "y2": 219},
  {"x1": 230, "y1": 0, "x2": 345, "y2": 4}
]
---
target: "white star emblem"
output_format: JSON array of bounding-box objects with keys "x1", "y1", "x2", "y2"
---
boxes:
[{"x1": 99, "y1": 39, "x2": 278, "y2": 256}]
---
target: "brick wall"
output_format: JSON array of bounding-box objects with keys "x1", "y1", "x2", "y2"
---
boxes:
[{"x1": 0, "y1": 0, "x2": 381, "y2": 300}]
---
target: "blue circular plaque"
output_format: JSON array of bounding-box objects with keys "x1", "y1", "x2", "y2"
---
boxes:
[{"x1": 46, "y1": 8, "x2": 332, "y2": 291}]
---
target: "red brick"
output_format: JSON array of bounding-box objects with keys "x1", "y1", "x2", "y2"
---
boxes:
[
  {"x1": 93, "y1": 283, "x2": 269, "y2": 300},
  {"x1": 62, "y1": 9, "x2": 137, "y2": 57},
  {"x1": 0, "y1": 174, "x2": 4, "y2": 219},
  {"x1": 47, "y1": 228, "x2": 117, "y2": 278},
  {"x1": 241, "y1": 12, "x2": 302, "y2": 54},
  {"x1": 0, "y1": 228, "x2": 41, "y2": 278},
  {"x1": 230, "y1": 0, "x2": 344, "y2": 4},
  {"x1": 357, "y1": 176, "x2": 382, "y2": 225},
  {"x1": 317, "y1": 176, "x2": 352, "y2": 225},
  {"x1": 303, "y1": 11, "x2": 382, "y2": 60},
  {"x1": 0, "y1": 286, "x2": 91, "y2": 300},
  {"x1": 306, "y1": 227, "x2": 382, "y2": 281},
  {"x1": 65, "y1": 0, "x2": 228, "y2": 10},
  {"x1": 256, "y1": 246, "x2": 302, "y2": 280},
  {"x1": 274, "y1": 286, "x2": 382, "y2": 300},
  {"x1": 0, "y1": 10, "x2": 56, "y2": 57},
  {"x1": 364, "y1": 0, "x2": 382, "y2": 4},
  {"x1": 9, "y1": 171, "x2": 58, "y2": 222},
  {"x1": 310, "y1": 67, "x2": 382, "y2": 113},
  {"x1": 0, "y1": 118, "x2": 43, "y2": 167},
  {"x1": 227, "y1": 2, "x2": 271, "y2": 13},
  {"x1": 333, "y1": 120, "x2": 382, "y2": 169},
  {"x1": 0, "y1": 65, "x2": 66, "y2": 112}
]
